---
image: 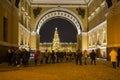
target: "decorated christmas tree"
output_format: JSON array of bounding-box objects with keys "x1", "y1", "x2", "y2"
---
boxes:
[{"x1": 52, "y1": 28, "x2": 61, "y2": 52}]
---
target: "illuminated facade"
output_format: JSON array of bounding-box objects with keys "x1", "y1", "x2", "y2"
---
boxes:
[
  {"x1": 18, "y1": 0, "x2": 31, "y2": 51},
  {"x1": 39, "y1": 43, "x2": 77, "y2": 52}
]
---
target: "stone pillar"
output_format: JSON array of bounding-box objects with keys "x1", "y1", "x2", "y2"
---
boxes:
[
  {"x1": 77, "y1": 34, "x2": 82, "y2": 50},
  {"x1": 107, "y1": 0, "x2": 120, "y2": 60},
  {"x1": 30, "y1": 31, "x2": 40, "y2": 51},
  {"x1": 81, "y1": 32, "x2": 88, "y2": 50}
]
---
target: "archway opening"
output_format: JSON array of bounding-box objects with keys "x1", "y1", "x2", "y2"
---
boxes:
[
  {"x1": 40, "y1": 17, "x2": 77, "y2": 43},
  {"x1": 35, "y1": 8, "x2": 83, "y2": 51}
]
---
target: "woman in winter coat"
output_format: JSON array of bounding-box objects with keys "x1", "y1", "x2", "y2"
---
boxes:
[
  {"x1": 109, "y1": 49, "x2": 117, "y2": 68},
  {"x1": 83, "y1": 50, "x2": 88, "y2": 65},
  {"x1": 34, "y1": 50, "x2": 38, "y2": 65}
]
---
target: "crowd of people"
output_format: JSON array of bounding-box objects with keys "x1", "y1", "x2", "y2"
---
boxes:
[
  {"x1": 6, "y1": 48, "x2": 120, "y2": 69},
  {"x1": 7, "y1": 48, "x2": 30, "y2": 67}
]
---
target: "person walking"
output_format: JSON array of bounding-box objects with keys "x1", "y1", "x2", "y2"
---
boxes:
[
  {"x1": 51, "y1": 50, "x2": 56, "y2": 64},
  {"x1": 7, "y1": 49, "x2": 13, "y2": 66},
  {"x1": 109, "y1": 49, "x2": 117, "y2": 69},
  {"x1": 117, "y1": 48, "x2": 120, "y2": 67},
  {"x1": 34, "y1": 50, "x2": 38, "y2": 65},
  {"x1": 83, "y1": 50, "x2": 88, "y2": 65},
  {"x1": 90, "y1": 49, "x2": 96, "y2": 65},
  {"x1": 45, "y1": 50, "x2": 49, "y2": 64},
  {"x1": 75, "y1": 49, "x2": 82, "y2": 65}
]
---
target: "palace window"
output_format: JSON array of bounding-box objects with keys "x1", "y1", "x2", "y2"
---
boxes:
[{"x1": 3, "y1": 17, "x2": 8, "y2": 42}]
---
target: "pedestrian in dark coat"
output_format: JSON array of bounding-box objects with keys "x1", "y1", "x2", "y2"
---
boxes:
[
  {"x1": 75, "y1": 49, "x2": 82, "y2": 65},
  {"x1": 15, "y1": 49, "x2": 21, "y2": 67},
  {"x1": 117, "y1": 48, "x2": 120, "y2": 67},
  {"x1": 90, "y1": 49, "x2": 96, "y2": 65},
  {"x1": 7, "y1": 49, "x2": 13, "y2": 66},
  {"x1": 51, "y1": 50, "x2": 56, "y2": 64},
  {"x1": 23, "y1": 49, "x2": 29, "y2": 66},
  {"x1": 34, "y1": 50, "x2": 38, "y2": 65}
]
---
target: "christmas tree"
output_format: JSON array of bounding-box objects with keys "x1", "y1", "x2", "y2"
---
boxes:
[{"x1": 52, "y1": 28, "x2": 61, "y2": 52}]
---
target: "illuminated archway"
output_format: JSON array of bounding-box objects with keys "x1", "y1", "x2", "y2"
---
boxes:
[{"x1": 35, "y1": 7, "x2": 84, "y2": 35}]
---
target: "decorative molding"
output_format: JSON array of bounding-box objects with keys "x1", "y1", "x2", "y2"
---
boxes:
[
  {"x1": 36, "y1": 8, "x2": 83, "y2": 35},
  {"x1": 0, "y1": 41, "x2": 18, "y2": 47},
  {"x1": 82, "y1": 32, "x2": 88, "y2": 36},
  {"x1": 88, "y1": 46, "x2": 106, "y2": 50},
  {"x1": 27, "y1": 0, "x2": 31, "y2": 6},
  {"x1": 33, "y1": 7, "x2": 42, "y2": 18},
  {"x1": 30, "y1": 48, "x2": 37, "y2": 50},
  {"x1": 88, "y1": 0, "x2": 106, "y2": 22},
  {"x1": 76, "y1": 8, "x2": 85, "y2": 18},
  {"x1": 19, "y1": 22, "x2": 31, "y2": 33},
  {"x1": 100, "y1": 0, "x2": 106, "y2": 7},
  {"x1": 88, "y1": 20, "x2": 107, "y2": 34},
  {"x1": 88, "y1": 0, "x2": 93, "y2": 6},
  {"x1": 107, "y1": 44, "x2": 120, "y2": 47},
  {"x1": 22, "y1": 7, "x2": 25, "y2": 11},
  {"x1": 31, "y1": 31, "x2": 37, "y2": 35},
  {"x1": 95, "y1": 7, "x2": 100, "y2": 13}
]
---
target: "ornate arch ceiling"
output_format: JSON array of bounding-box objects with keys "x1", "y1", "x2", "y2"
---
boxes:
[{"x1": 30, "y1": 0, "x2": 92, "y2": 6}]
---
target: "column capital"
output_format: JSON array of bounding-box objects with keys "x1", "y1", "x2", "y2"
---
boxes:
[{"x1": 31, "y1": 31, "x2": 37, "y2": 35}]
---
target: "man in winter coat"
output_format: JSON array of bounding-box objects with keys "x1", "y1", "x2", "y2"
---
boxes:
[
  {"x1": 75, "y1": 49, "x2": 82, "y2": 65},
  {"x1": 90, "y1": 49, "x2": 96, "y2": 65}
]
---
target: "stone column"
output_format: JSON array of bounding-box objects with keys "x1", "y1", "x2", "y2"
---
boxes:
[
  {"x1": 77, "y1": 34, "x2": 82, "y2": 50},
  {"x1": 107, "y1": 0, "x2": 120, "y2": 60},
  {"x1": 30, "y1": 31, "x2": 40, "y2": 51},
  {"x1": 81, "y1": 32, "x2": 88, "y2": 50}
]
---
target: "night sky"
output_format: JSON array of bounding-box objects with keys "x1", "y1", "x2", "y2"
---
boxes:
[{"x1": 39, "y1": 18, "x2": 77, "y2": 43}]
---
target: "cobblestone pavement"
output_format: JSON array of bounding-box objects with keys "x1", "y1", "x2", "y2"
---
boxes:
[{"x1": 0, "y1": 59, "x2": 120, "y2": 80}]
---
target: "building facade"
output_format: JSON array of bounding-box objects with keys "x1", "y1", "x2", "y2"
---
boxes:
[
  {"x1": 0, "y1": 0, "x2": 120, "y2": 62},
  {"x1": 0, "y1": 0, "x2": 19, "y2": 61}
]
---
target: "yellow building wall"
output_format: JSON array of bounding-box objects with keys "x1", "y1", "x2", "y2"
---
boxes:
[
  {"x1": 0, "y1": 0, "x2": 18, "y2": 46},
  {"x1": 0, "y1": 0, "x2": 18, "y2": 62},
  {"x1": 107, "y1": 12, "x2": 120, "y2": 47},
  {"x1": 106, "y1": 0, "x2": 120, "y2": 60},
  {"x1": 107, "y1": 1, "x2": 120, "y2": 48}
]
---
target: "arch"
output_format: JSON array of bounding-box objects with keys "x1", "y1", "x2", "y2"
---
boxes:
[{"x1": 35, "y1": 7, "x2": 84, "y2": 35}]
